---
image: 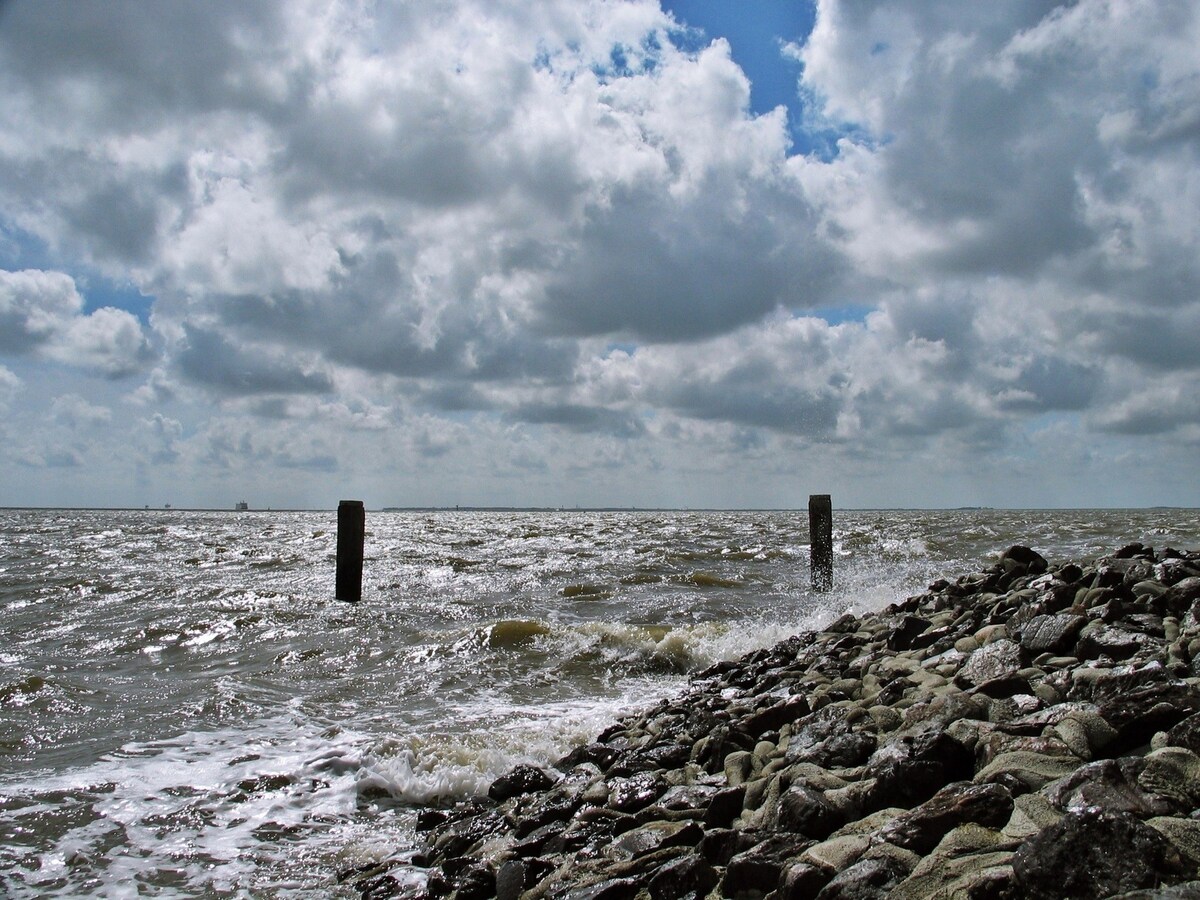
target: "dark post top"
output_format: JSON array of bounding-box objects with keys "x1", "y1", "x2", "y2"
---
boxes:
[
  {"x1": 809, "y1": 494, "x2": 833, "y2": 592},
  {"x1": 336, "y1": 500, "x2": 365, "y2": 602}
]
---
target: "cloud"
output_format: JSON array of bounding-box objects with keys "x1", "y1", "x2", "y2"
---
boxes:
[
  {"x1": 50, "y1": 394, "x2": 112, "y2": 429},
  {"x1": 0, "y1": 0, "x2": 1197, "y2": 506},
  {"x1": 793, "y1": 1, "x2": 1200, "y2": 306},
  {"x1": 0, "y1": 268, "x2": 153, "y2": 375},
  {"x1": 174, "y1": 323, "x2": 333, "y2": 396},
  {"x1": 0, "y1": 269, "x2": 82, "y2": 353},
  {"x1": 0, "y1": 364, "x2": 19, "y2": 409}
]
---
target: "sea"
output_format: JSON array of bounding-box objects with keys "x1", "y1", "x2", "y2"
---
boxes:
[{"x1": 2, "y1": 507, "x2": 1198, "y2": 897}]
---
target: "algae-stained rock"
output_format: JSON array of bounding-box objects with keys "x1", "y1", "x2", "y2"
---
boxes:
[
  {"x1": 955, "y1": 638, "x2": 1023, "y2": 692},
  {"x1": 1167, "y1": 712, "x2": 1200, "y2": 753},
  {"x1": 800, "y1": 833, "x2": 870, "y2": 871},
  {"x1": 813, "y1": 853, "x2": 909, "y2": 899},
  {"x1": 560, "y1": 876, "x2": 641, "y2": 900},
  {"x1": 1010, "y1": 808, "x2": 1197, "y2": 900},
  {"x1": 974, "y1": 750, "x2": 1081, "y2": 791},
  {"x1": 1150, "y1": 818, "x2": 1200, "y2": 869},
  {"x1": 1139, "y1": 747, "x2": 1200, "y2": 807},
  {"x1": 888, "y1": 851, "x2": 1015, "y2": 900},
  {"x1": 1105, "y1": 882, "x2": 1200, "y2": 899},
  {"x1": 777, "y1": 783, "x2": 844, "y2": 840},
  {"x1": 607, "y1": 772, "x2": 664, "y2": 812},
  {"x1": 1045, "y1": 758, "x2": 1171, "y2": 817},
  {"x1": 1020, "y1": 613, "x2": 1088, "y2": 656},
  {"x1": 878, "y1": 781, "x2": 1014, "y2": 854},
  {"x1": 646, "y1": 853, "x2": 718, "y2": 900},
  {"x1": 865, "y1": 728, "x2": 974, "y2": 811}
]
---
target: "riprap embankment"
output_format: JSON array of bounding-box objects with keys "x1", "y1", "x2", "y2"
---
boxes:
[{"x1": 345, "y1": 543, "x2": 1200, "y2": 899}]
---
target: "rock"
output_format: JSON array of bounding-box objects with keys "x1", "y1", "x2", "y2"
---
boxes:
[
  {"x1": 1019, "y1": 613, "x2": 1087, "y2": 656},
  {"x1": 489, "y1": 764, "x2": 557, "y2": 802},
  {"x1": 1044, "y1": 758, "x2": 1170, "y2": 817},
  {"x1": 647, "y1": 853, "x2": 718, "y2": 900},
  {"x1": 495, "y1": 860, "x2": 526, "y2": 900},
  {"x1": 723, "y1": 835, "x2": 811, "y2": 895},
  {"x1": 813, "y1": 853, "x2": 909, "y2": 899},
  {"x1": 777, "y1": 783, "x2": 844, "y2": 840},
  {"x1": 1138, "y1": 747, "x2": 1200, "y2": 808},
  {"x1": 387, "y1": 544, "x2": 1200, "y2": 900},
  {"x1": 1077, "y1": 624, "x2": 1164, "y2": 661},
  {"x1": 1010, "y1": 808, "x2": 1197, "y2": 900},
  {"x1": 1000, "y1": 546, "x2": 1049, "y2": 575},
  {"x1": 1149, "y1": 818, "x2": 1200, "y2": 869},
  {"x1": 864, "y1": 728, "x2": 973, "y2": 811},
  {"x1": 604, "y1": 821, "x2": 702, "y2": 862},
  {"x1": 974, "y1": 750, "x2": 1082, "y2": 791},
  {"x1": 888, "y1": 616, "x2": 934, "y2": 651},
  {"x1": 703, "y1": 785, "x2": 745, "y2": 829},
  {"x1": 955, "y1": 639, "x2": 1024, "y2": 693},
  {"x1": 607, "y1": 772, "x2": 664, "y2": 813},
  {"x1": 561, "y1": 876, "x2": 641, "y2": 900},
  {"x1": 789, "y1": 731, "x2": 877, "y2": 769},
  {"x1": 780, "y1": 861, "x2": 834, "y2": 899},
  {"x1": 1167, "y1": 712, "x2": 1200, "y2": 753},
  {"x1": 1107, "y1": 883, "x2": 1200, "y2": 899},
  {"x1": 877, "y1": 781, "x2": 1014, "y2": 855},
  {"x1": 743, "y1": 695, "x2": 811, "y2": 737}
]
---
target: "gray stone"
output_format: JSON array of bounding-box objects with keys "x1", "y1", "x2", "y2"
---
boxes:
[
  {"x1": 777, "y1": 783, "x2": 843, "y2": 840},
  {"x1": 1020, "y1": 614, "x2": 1087, "y2": 655},
  {"x1": 1010, "y1": 808, "x2": 1197, "y2": 900},
  {"x1": 955, "y1": 639, "x2": 1023, "y2": 692},
  {"x1": 877, "y1": 781, "x2": 1013, "y2": 855}
]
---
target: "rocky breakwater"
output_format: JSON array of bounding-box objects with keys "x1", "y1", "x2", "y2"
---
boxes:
[{"x1": 344, "y1": 544, "x2": 1200, "y2": 899}]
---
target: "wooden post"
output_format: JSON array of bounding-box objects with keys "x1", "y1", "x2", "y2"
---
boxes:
[
  {"x1": 809, "y1": 494, "x2": 833, "y2": 591},
  {"x1": 336, "y1": 500, "x2": 365, "y2": 602}
]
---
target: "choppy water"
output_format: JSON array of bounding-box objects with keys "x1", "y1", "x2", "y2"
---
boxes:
[{"x1": 1, "y1": 507, "x2": 1198, "y2": 897}]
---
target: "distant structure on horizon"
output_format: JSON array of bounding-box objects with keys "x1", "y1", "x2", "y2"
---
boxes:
[{"x1": 235, "y1": 500, "x2": 249, "y2": 511}]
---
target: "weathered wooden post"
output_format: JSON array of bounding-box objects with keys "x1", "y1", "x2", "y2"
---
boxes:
[
  {"x1": 336, "y1": 500, "x2": 365, "y2": 602},
  {"x1": 809, "y1": 494, "x2": 833, "y2": 591}
]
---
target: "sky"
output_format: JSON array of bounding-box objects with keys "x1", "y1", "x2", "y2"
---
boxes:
[{"x1": 0, "y1": 0, "x2": 1197, "y2": 511}]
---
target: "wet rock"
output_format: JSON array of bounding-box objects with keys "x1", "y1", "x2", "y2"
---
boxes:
[
  {"x1": 814, "y1": 853, "x2": 909, "y2": 899},
  {"x1": 864, "y1": 728, "x2": 973, "y2": 811},
  {"x1": 743, "y1": 694, "x2": 811, "y2": 737},
  {"x1": 777, "y1": 783, "x2": 844, "y2": 840},
  {"x1": 1166, "y1": 712, "x2": 1200, "y2": 752},
  {"x1": 1044, "y1": 758, "x2": 1172, "y2": 817},
  {"x1": 723, "y1": 835, "x2": 811, "y2": 895},
  {"x1": 877, "y1": 781, "x2": 1014, "y2": 855},
  {"x1": 495, "y1": 859, "x2": 526, "y2": 900},
  {"x1": 1019, "y1": 613, "x2": 1087, "y2": 656},
  {"x1": 646, "y1": 853, "x2": 718, "y2": 900},
  {"x1": 1138, "y1": 747, "x2": 1200, "y2": 808},
  {"x1": 604, "y1": 821, "x2": 702, "y2": 862},
  {"x1": 562, "y1": 876, "x2": 641, "y2": 900},
  {"x1": 1077, "y1": 624, "x2": 1164, "y2": 661},
  {"x1": 955, "y1": 639, "x2": 1023, "y2": 693},
  {"x1": 1000, "y1": 546, "x2": 1049, "y2": 576},
  {"x1": 1010, "y1": 808, "x2": 1197, "y2": 900},
  {"x1": 607, "y1": 772, "x2": 665, "y2": 813},
  {"x1": 789, "y1": 731, "x2": 877, "y2": 769}
]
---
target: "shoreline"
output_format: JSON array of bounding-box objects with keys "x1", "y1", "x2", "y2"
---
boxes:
[{"x1": 344, "y1": 542, "x2": 1200, "y2": 899}]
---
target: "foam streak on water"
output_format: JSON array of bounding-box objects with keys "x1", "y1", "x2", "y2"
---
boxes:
[{"x1": 1, "y1": 507, "x2": 1198, "y2": 896}]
